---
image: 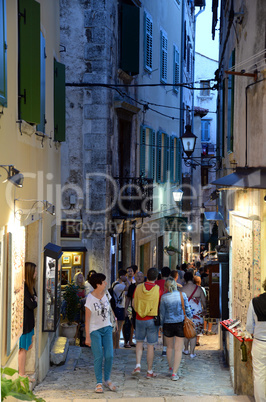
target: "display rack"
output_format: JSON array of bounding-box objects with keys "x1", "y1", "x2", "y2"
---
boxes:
[{"x1": 220, "y1": 320, "x2": 253, "y2": 342}]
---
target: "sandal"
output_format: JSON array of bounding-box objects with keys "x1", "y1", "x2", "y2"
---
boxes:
[
  {"x1": 95, "y1": 383, "x2": 103, "y2": 393},
  {"x1": 124, "y1": 344, "x2": 131, "y2": 348},
  {"x1": 104, "y1": 380, "x2": 117, "y2": 392}
]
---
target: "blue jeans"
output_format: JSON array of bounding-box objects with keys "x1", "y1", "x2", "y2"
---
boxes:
[{"x1": 90, "y1": 325, "x2": 113, "y2": 384}]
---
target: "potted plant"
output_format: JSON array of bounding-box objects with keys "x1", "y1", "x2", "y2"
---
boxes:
[
  {"x1": 164, "y1": 245, "x2": 180, "y2": 256},
  {"x1": 1, "y1": 367, "x2": 44, "y2": 401},
  {"x1": 60, "y1": 282, "x2": 80, "y2": 341}
]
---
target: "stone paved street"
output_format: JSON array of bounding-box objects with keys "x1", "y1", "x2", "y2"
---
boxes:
[{"x1": 34, "y1": 332, "x2": 255, "y2": 401}]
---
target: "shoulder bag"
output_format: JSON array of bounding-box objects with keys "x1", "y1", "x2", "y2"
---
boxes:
[{"x1": 180, "y1": 292, "x2": 196, "y2": 339}]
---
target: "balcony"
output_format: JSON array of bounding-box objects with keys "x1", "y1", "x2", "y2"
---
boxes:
[{"x1": 112, "y1": 176, "x2": 153, "y2": 219}]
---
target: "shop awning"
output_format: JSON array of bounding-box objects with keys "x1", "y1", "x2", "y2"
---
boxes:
[
  {"x1": 204, "y1": 211, "x2": 223, "y2": 221},
  {"x1": 44, "y1": 243, "x2": 63, "y2": 259},
  {"x1": 211, "y1": 167, "x2": 266, "y2": 190}
]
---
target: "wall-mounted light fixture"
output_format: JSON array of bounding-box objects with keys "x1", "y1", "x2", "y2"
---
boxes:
[
  {"x1": 180, "y1": 125, "x2": 222, "y2": 171},
  {"x1": 172, "y1": 188, "x2": 183, "y2": 202},
  {"x1": 0, "y1": 165, "x2": 24, "y2": 187},
  {"x1": 14, "y1": 198, "x2": 56, "y2": 220}
]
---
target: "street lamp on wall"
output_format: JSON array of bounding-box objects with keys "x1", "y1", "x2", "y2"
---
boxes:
[
  {"x1": 0, "y1": 165, "x2": 24, "y2": 187},
  {"x1": 172, "y1": 188, "x2": 183, "y2": 202},
  {"x1": 180, "y1": 125, "x2": 222, "y2": 171}
]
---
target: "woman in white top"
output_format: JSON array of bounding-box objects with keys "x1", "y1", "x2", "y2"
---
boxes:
[{"x1": 85, "y1": 273, "x2": 117, "y2": 394}]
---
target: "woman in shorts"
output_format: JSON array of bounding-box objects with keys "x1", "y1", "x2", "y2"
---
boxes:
[{"x1": 160, "y1": 277, "x2": 192, "y2": 380}]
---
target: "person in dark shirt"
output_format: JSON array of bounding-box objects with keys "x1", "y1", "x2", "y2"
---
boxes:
[
  {"x1": 124, "y1": 271, "x2": 145, "y2": 347},
  {"x1": 155, "y1": 266, "x2": 171, "y2": 356},
  {"x1": 18, "y1": 262, "x2": 38, "y2": 379}
]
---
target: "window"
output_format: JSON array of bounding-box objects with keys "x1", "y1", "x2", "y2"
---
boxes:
[
  {"x1": 200, "y1": 80, "x2": 210, "y2": 96},
  {"x1": 121, "y1": 3, "x2": 139, "y2": 75},
  {"x1": 144, "y1": 12, "x2": 152, "y2": 72},
  {"x1": 18, "y1": 0, "x2": 41, "y2": 124},
  {"x1": 0, "y1": 0, "x2": 7, "y2": 107},
  {"x1": 139, "y1": 126, "x2": 155, "y2": 180},
  {"x1": 160, "y1": 29, "x2": 168, "y2": 83},
  {"x1": 173, "y1": 45, "x2": 180, "y2": 93},
  {"x1": 201, "y1": 120, "x2": 211, "y2": 141},
  {"x1": 201, "y1": 166, "x2": 209, "y2": 187},
  {"x1": 54, "y1": 59, "x2": 65, "y2": 142}
]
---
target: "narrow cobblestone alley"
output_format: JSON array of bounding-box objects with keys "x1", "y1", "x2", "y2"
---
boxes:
[{"x1": 34, "y1": 332, "x2": 255, "y2": 401}]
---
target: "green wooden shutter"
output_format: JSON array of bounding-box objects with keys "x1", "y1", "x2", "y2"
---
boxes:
[
  {"x1": 170, "y1": 136, "x2": 175, "y2": 182},
  {"x1": 0, "y1": 0, "x2": 7, "y2": 107},
  {"x1": 163, "y1": 134, "x2": 169, "y2": 183},
  {"x1": 121, "y1": 4, "x2": 139, "y2": 76},
  {"x1": 149, "y1": 129, "x2": 156, "y2": 181},
  {"x1": 160, "y1": 30, "x2": 168, "y2": 83},
  {"x1": 156, "y1": 131, "x2": 162, "y2": 183},
  {"x1": 140, "y1": 126, "x2": 146, "y2": 175},
  {"x1": 144, "y1": 12, "x2": 152, "y2": 72},
  {"x1": 37, "y1": 33, "x2": 45, "y2": 133},
  {"x1": 18, "y1": 0, "x2": 40, "y2": 124},
  {"x1": 54, "y1": 59, "x2": 65, "y2": 142}
]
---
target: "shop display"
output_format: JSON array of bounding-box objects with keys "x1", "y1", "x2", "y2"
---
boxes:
[
  {"x1": 220, "y1": 319, "x2": 253, "y2": 342},
  {"x1": 42, "y1": 243, "x2": 62, "y2": 332}
]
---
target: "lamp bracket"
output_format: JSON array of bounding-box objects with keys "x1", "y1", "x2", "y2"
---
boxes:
[{"x1": 183, "y1": 155, "x2": 222, "y2": 172}]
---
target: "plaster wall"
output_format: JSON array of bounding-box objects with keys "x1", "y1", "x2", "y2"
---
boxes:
[{"x1": 0, "y1": 0, "x2": 62, "y2": 382}]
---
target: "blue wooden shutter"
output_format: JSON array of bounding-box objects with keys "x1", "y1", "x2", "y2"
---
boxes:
[
  {"x1": 156, "y1": 131, "x2": 162, "y2": 183},
  {"x1": 173, "y1": 45, "x2": 179, "y2": 93},
  {"x1": 170, "y1": 136, "x2": 175, "y2": 182},
  {"x1": 160, "y1": 30, "x2": 168, "y2": 83},
  {"x1": 163, "y1": 134, "x2": 169, "y2": 183},
  {"x1": 18, "y1": 0, "x2": 40, "y2": 124},
  {"x1": 54, "y1": 59, "x2": 65, "y2": 142},
  {"x1": 149, "y1": 129, "x2": 156, "y2": 181},
  {"x1": 0, "y1": 0, "x2": 7, "y2": 106},
  {"x1": 37, "y1": 33, "x2": 46, "y2": 133},
  {"x1": 121, "y1": 4, "x2": 139, "y2": 75},
  {"x1": 140, "y1": 126, "x2": 146, "y2": 176},
  {"x1": 144, "y1": 13, "x2": 152, "y2": 72}
]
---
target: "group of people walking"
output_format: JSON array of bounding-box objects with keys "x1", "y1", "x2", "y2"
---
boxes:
[
  {"x1": 18, "y1": 260, "x2": 266, "y2": 401},
  {"x1": 84, "y1": 264, "x2": 209, "y2": 392}
]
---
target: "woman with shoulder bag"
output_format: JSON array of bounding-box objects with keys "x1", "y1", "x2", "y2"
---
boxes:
[
  {"x1": 85, "y1": 273, "x2": 117, "y2": 394},
  {"x1": 182, "y1": 271, "x2": 206, "y2": 358},
  {"x1": 160, "y1": 277, "x2": 192, "y2": 381}
]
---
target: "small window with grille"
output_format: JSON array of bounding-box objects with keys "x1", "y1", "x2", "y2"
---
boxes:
[{"x1": 200, "y1": 80, "x2": 210, "y2": 96}]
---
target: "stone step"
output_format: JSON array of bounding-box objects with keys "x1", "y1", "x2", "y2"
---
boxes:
[{"x1": 50, "y1": 336, "x2": 69, "y2": 366}]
